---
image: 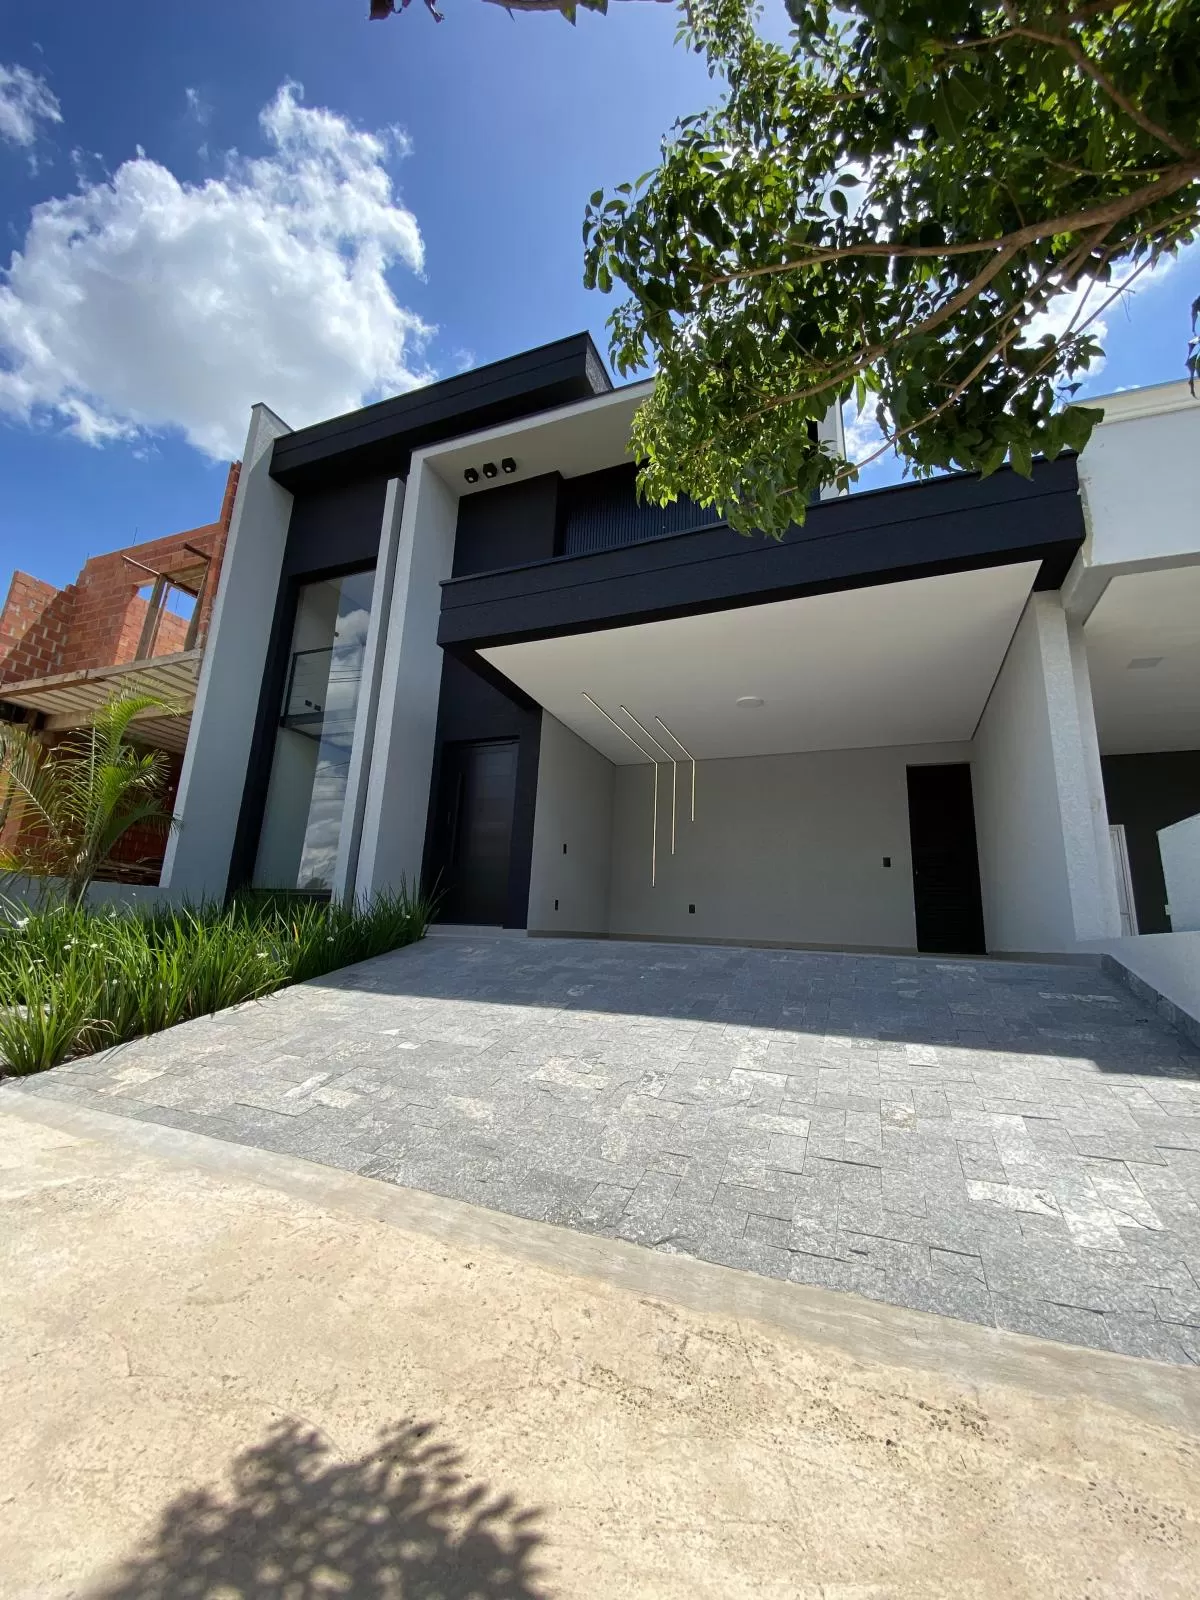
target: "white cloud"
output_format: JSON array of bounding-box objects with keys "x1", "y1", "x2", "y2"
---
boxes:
[
  {"x1": 0, "y1": 62, "x2": 61, "y2": 147},
  {"x1": 0, "y1": 81, "x2": 433, "y2": 458},
  {"x1": 1023, "y1": 278, "x2": 1109, "y2": 371},
  {"x1": 184, "y1": 86, "x2": 212, "y2": 127}
]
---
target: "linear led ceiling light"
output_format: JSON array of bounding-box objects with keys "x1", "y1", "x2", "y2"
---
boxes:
[
  {"x1": 655, "y1": 716, "x2": 696, "y2": 828},
  {"x1": 582, "y1": 692, "x2": 663, "y2": 886},
  {"x1": 619, "y1": 706, "x2": 680, "y2": 855}
]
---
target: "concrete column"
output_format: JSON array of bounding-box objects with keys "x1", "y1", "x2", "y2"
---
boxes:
[
  {"x1": 354, "y1": 454, "x2": 459, "y2": 900},
  {"x1": 161, "y1": 404, "x2": 293, "y2": 901},
  {"x1": 1066, "y1": 616, "x2": 1122, "y2": 940},
  {"x1": 972, "y1": 592, "x2": 1121, "y2": 953},
  {"x1": 332, "y1": 478, "x2": 406, "y2": 905}
]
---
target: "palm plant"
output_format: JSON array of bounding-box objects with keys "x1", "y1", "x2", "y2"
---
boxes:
[{"x1": 0, "y1": 689, "x2": 179, "y2": 907}]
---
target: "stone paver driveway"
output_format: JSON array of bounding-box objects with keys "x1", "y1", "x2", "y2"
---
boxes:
[{"x1": 16, "y1": 933, "x2": 1200, "y2": 1363}]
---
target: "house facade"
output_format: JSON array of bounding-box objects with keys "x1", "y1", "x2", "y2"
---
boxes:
[{"x1": 158, "y1": 336, "x2": 1200, "y2": 982}]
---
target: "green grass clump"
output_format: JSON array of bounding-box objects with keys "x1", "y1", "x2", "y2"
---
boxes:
[{"x1": 0, "y1": 887, "x2": 431, "y2": 1076}]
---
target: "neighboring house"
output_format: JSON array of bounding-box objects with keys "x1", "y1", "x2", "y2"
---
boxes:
[
  {"x1": 158, "y1": 335, "x2": 1198, "y2": 977},
  {"x1": 0, "y1": 462, "x2": 241, "y2": 881}
]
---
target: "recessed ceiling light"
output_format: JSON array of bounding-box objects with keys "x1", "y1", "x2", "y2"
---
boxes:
[
  {"x1": 1127, "y1": 656, "x2": 1164, "y2": 670},
  {"x1": 501, "y1": 457, "x2": 517, "y2": 474},
  {"x1": 463, "y1": 467, "x2": 479, "y2": 484},
  {"x1": 482, "y1": 461, "x2": 499, "y2": 479},
  {"x1": 736, "y1": 696, "x2": 765, "y2": 708}
]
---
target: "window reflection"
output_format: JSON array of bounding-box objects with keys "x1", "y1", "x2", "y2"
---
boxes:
[{"x1": 253, "y1": 567, "x2": 376, "y2": 894}]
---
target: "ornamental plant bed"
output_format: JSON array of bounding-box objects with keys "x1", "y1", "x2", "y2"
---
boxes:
[{"x1": 0, "y1": 889, "x2": 432, "y2": 1076}]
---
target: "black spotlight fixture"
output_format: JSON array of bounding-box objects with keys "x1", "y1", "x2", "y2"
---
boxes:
[
  {"x1": 482, "y1": 461, "x2": 499, "y2": 479},
  {"x1": 463, "y1": 467, "x2": 479, "y2": 484},
  {"x1": 501, "y1": 457, "x2": 517, "y2": 474}
]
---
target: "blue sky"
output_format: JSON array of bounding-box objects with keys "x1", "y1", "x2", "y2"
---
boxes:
[{"x1": 0, "y1": 1, "x2": 1195, "y2": 590}]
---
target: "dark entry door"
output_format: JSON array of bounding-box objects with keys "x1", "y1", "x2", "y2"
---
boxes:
[
  {"x1": 433, "y1": 740, "x2": 518, "y2": 925},
  {"x1": 906, "y1": 763, "x2": 986, "y2": 955}
]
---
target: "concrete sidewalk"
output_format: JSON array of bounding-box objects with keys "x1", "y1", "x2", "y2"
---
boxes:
[{"x1": 2, "y1": 1091, "x2": 1198, "y2": 1599}]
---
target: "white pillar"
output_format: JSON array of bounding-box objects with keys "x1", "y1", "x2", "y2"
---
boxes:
[
  {"x1": 972, "y1": 592, "x2": 1121, "y2": 953},
  {"x1": 162, "y1": 404, "x2": 293, "y2": 900},
  {"x1": 1066, "y1": 616, "x2": 1122, "y2": 940},
  {"x1": 332, "y1": 478, "x2": 405, "y2": 904},
  {"x1": 355, "y1": 454, "x2": 459, "y2": 899}
]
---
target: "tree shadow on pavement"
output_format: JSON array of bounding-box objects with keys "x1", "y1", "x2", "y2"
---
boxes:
[{"x1": 86, "y1": 1417, "x2": 549, "y2": 1599}]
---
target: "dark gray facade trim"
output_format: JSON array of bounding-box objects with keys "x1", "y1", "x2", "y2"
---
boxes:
[
  {"x1": 437, "y1": 457, "x2": 1085, "y2": 652},
  {"x1": 270, "y1": 333, "x2": 612, "y2": 493}
]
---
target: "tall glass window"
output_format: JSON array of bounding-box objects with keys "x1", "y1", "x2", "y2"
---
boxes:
[{"x1": 253, "y1": 567, "x2": 376, "y2": 894}]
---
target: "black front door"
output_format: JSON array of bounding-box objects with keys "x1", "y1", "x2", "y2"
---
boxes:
[
  {"x1": 906, "y1": 763, "x2": 986, "y2": 955},
  {"x1": 432, "y1": 740, "x2": 518, "y2": 925}
]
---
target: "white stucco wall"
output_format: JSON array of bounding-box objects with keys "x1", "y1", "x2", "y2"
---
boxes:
[
  {"x1": 355, "y1": 456, "x2": 459, "y2": 899},
  {"x1": 972, "y1": 594, "x2": 1119, "y2": 953},
  {"x1": 333, "y1": 478, "x2": 405, "y2": 903},
  {"x1": 606, "y1": 742, "x2": 971, "y2": 950},
  {"x1": 527, "y1": 714, "x2": 614, "y2": 935},
  {"x1": 1083, "y1": 931, "x2": 1200, "y2": 1035},
  {"x1": 1078, "y1": 384, "x2": 1200, "y2": 569},
  {"x1": 161, "y1": 404, "x2": 294, "y2": 901},
  {"x1": 1159, "y1": 813, "x2": 1200, "y2": 932}
]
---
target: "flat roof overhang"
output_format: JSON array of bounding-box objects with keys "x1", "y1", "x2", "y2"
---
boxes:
[
  {"x1": 269, "y1": 333, "x2": 613, "y2": 494},
  {"x1": 437, "y1": 456, "x2": 1084, "y2": 654},
  {"x1": 0, "y1": 650, "x2": 200, "y2": 755},
  {"x1": 479, "y1": 561, "x2": 1044, "y2": 762}
]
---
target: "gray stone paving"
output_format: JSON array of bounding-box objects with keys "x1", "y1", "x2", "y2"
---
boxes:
[{"x1": 14, "y1": 933, "x2": 1200, "y2": 1364}]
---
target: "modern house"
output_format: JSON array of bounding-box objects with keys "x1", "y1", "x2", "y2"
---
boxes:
[
  {"x1": 0, "y1": 464, "x2": 240, "y2": 881},
  {"x1": 158, "y1": 336, "x2": 1199, "y2": 1010}
]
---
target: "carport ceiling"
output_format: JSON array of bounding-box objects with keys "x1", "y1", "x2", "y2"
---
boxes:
[
  {"x1": 481, "y1": 562, "x2": 1040, "y2": 763},
  {"x1": 1085, "y1": 564, "x2": 1200, "y2": 755}
]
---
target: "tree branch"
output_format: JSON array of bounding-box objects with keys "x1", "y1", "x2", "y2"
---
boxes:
[
  {"x1": 699, "y1": 159, "x2": 1199, "y2": 290},
  {"x1": 998, "y1": 3, "x2": 1195, "y2": 159},
  {"x1": 839, "y1": 249, "x2": 1161, "y2": 482}
]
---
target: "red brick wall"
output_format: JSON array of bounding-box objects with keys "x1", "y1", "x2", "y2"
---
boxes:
[
  {"x1": 1, "y1": 461, "x2": 241, "y2": 886},
  {"x1": 100, "y1": 751, "x2": 184, "y2": 882},
  {"x1": 0, "y1": 573, "x2": 77, "y2": 686},
  {"x1": 0, "y1": 460, "x2": 241, "y2": 686}
]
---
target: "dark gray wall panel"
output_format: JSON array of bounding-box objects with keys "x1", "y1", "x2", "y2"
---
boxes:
[
  {"x1": 559, "y1": 464, "x2": 715, "y2": 556},
  {"x1": 1102, "y1": 751, "x2": 1200, "y2": 933},
  {"x1": 421, "y1": 652, "x2": 542, "y2": 928},
  {"x1": 283, "y1": 477, "x2": 389, "y2": 578},
  {"x1": 453, "y1": 475, "x2": 561, "y2": 578},
  {"x1": 440, "y1": 458, "x2": 1085, "y2": 651}
]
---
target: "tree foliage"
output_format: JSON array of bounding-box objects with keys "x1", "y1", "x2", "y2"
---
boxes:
[
  {"x1": 0, "y1": 690, "x2": 178, "y2": 906},
  {"x1": 583, "y1": 0, "x2": 1200, "y2": 535},
  {"x1": 369, "y1": 0, "x2": 666, "y2": 23}
]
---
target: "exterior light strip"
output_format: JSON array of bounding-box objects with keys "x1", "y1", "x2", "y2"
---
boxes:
[
  {"x1": 581, "y1": 692, "x2": 660, "y2": 886},
  {"x1": 618, "y1": 707, "x2": 678, "y2": 854},
  {"x1": 655, "y1": 717, "x2": 696, "y2": 823}
]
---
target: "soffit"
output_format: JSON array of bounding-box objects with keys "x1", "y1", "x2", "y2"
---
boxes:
[
  {"x1": 481, "y1": 563, "x2": 1040, "y2": 763},
  {"x1": 1085, "y1": 565, "x2": 1200, "y2": 755}
]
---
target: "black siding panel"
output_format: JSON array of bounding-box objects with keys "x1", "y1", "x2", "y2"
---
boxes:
[
  {"x1": 421, "y1": 652, "x2": 542, "y2": 929},
  {"x1": 271, "y1": 333, "x2": 612, "y2": 493},
  {"x1": 559, "y1": 464, "x2": 715, "y2": 556},
  {"x1": 454, "y1": 474, "x2": 561, "y2": 578},
  {"x1": 439, "y1": 458, "x2": 1085, "y2": 651},
  {"x1": 282, "y1": 477, "x2": 389, "y2": 578}
]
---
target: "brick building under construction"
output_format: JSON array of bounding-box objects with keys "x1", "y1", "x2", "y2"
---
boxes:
[{"x1": 0, "y1": 462, "x2": 241, "y2": 883}]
